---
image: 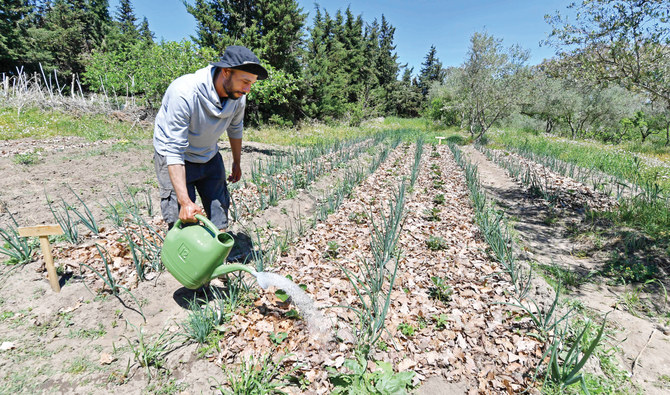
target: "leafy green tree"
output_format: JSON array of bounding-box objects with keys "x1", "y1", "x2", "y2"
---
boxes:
[
  {"x1": 525, "y1": 67, "x2": 643, "y2": 141},
  {"x1": 545, "y1": 0, "x2": 670, "y2": 109},
  {"x1": 427, "y1": 67, "x2": 466, "y2": 127},
  {"x1": 84, "y1": 40, "x2": 218, "y2": 106},
  {"x1": 522, "y1": 70, "x2": 573, "y2": 133},
  {"x1": 461, "y1": 31, "x2": 530, "y2": 140},
  {"x1": 417, "y1": 45, "x2": 444, "y2": 97}
]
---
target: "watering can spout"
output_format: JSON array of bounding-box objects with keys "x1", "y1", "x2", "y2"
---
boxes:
[
  {"x1": 161, "y1": 214, "x2": 253, "y2": 289},
  {"x1": 210, "y1": 263, "x2": 256, "y2": 279}
]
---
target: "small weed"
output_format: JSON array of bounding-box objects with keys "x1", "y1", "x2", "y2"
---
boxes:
[
  {"x1": 218, "y1": 353, "x2": 298, "y2": 395},
  {"x1": 58, "y1": 311, "x2": 74, "y2": 327},
  {"x1": 348, "y1": 211, "x2": 368, "y2": 224},
  {"x1": 269, "y1": 331, "x2": 288, "y2": 345},
  {"x1": 65, "y1": 356, "x2": 97, "y2": 374},
  {"x1": 433, "y1": 313, "x2": 449, "y2": 330},
  {"x1": 425, "y1": 235, "x2": 448, "y2": 251},
  {"x1": 12, "y1": 150, "x2": 42, "y2": 165},
  {"x1": 68, "y1": 323, "x2": 106, "y2": 339},
  {"x1": 285, "y1": 309, "x2": 301, "y2": 319},
  {"x1": 536, "y1": 263, "x2": 590, "y2": 291},
  {"x1": 429, "y1": 276, "x2": 453, "y2": 302},
  {"x1": 324, "y1": 240, "x2": 339, "y2": 258},
  {"x1": 432, "y1": 179, "x2": 445, "y2": 190},
  {"x1": 614, "y1": 286, "x2": 653, "y2": 318},
  {"x1": 657, "y1": 374, "x2": 670, "y2": 389},
  {"x1": 423, "y1": 207, "x2": 441, "y2": 222},
  {"x1": 328, "y1": 355, "x2": 414, "y2": 394},
  {"x1": 125, "y1": 323, "x2": 175, "y2": 382},
  {"x1": 602, "y1": 253, "x2": 658, "y2": 284},
  {"x1": 397, "y1": 322, "x2": 416, "y2": 337},
  {"x1": 0, "y1": 311, "x2": 15, "y2": 321},
  {"x1": 543, "y1": 209, "x2": 560, "y2": 226},
  {"x1": 433, "y1": 194, "x2": 445, "y2": 205}
]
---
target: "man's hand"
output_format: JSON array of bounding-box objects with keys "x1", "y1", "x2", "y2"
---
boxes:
[
  {"x1": 178, "y1": 200, "x2": 205, "y2": 223},
  {"x1": 227, "y1": 161, "x2": 241, "y2": 183},
  {"x1": 167, "y1": 163, "x2": 205, "y2": 223}
]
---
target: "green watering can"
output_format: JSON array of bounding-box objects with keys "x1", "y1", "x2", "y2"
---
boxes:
[{"x1": 161, "y1": 214, "x2": 254, "y2": 289}]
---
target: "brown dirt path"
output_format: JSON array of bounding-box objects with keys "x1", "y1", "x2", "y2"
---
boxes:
[{"x1": 462, "y1": 145, "x2": 670, "y2": 394}]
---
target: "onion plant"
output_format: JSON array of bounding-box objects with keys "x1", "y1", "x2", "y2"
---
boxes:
[
  {"x1": 339, "y1": 183, "x2": 407, "y2": 357},
  {"x1": 65, "y1": 185, "x2": 99, "y2": 235},
  {"x1": 46, "y1": 194, "x2": 80, "y2": 244},
  {"x1": 0, "y1": 212, "x2": 35, "y2": 264},
  {"x1": 450, "y1": 143, "x2": 608, "y2": 391}
]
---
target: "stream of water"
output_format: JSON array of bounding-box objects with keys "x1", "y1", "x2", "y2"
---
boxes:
[{"x1": 254, "y1": 271, "x2": 332, "y2": 337}]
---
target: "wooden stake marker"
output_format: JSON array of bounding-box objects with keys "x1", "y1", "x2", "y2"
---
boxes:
[
  {"x1": 18, "y1": 225, "x2": 64, "y2": 292},
  {"x1": 436, "y1": 136, "x2": 446, "y2": 145}
]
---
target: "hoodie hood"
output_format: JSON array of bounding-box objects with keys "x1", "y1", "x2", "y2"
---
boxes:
[{"x1": 153, "y1": 65, "x2": 247, "y2": 165}]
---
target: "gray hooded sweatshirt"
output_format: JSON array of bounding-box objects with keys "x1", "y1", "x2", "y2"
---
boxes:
[{"x1": 153, "y1": 65, "x2": 245, "y2": 166}]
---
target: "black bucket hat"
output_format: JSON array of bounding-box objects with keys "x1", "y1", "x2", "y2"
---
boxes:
[{"x1": 211, "y1": 45, "x2": 268, "y2": 80}]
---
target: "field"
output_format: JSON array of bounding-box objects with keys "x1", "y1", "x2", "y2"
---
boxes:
[{"x1": 1, "y1": 115, "x2": 669, "y2": 394}]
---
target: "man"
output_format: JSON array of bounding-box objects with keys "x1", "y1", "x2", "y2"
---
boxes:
[{"x1": 153, "y1": 45, "x2": 268, "y2": 231}]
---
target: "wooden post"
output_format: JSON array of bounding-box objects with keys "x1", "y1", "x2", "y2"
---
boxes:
[
  {"x1": 436, "y1": 136, "x2": 446, "y2": 145},
  {"x1": 18, "y1": 225, "x2": 64, "y2": 292}
]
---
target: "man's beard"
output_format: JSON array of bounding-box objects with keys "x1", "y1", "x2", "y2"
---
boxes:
[{"x1": 223, "y1": 80, "x2": 244, "y2": 99}]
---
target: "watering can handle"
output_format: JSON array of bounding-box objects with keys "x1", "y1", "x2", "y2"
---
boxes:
[{"x1": 173, "y1": 214, "x2": 221, "y2": 235}]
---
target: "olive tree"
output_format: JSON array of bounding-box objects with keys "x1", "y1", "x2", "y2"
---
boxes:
[
  {"x1": 545, "y1": 0, "x2": 670, "y2": 109},
  {"x1": 460, "y1": 31, "x2": 530, "y2": 141}
]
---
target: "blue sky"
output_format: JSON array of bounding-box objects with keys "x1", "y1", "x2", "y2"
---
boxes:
[{"x1": 114, "y1": 0, "x2": 574, "y2": 74}]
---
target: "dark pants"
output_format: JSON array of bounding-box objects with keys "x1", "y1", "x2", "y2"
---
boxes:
[{"x1": 154, "y1": 151, "x2": 230, "y2": 229}]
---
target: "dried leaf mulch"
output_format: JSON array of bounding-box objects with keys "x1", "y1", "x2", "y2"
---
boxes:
[
  {"x1": 480, "y1": 146, "x2": 619, "y2": 212},
  {"x1": 214, "y1": 143, "x2": 544, "y2": 394}
]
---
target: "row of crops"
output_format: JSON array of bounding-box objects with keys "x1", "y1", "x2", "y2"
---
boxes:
[
  {"x1": 0, "y1": 129, "x2": 619, "y2": 393},
  {"x1": 476, "y1": 141, "x2": 670, "y2": 286}
]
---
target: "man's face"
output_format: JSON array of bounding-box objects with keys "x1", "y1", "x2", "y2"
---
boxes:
[{"x1": 221, "y1": 69, "x2": 258, "y2": 99}]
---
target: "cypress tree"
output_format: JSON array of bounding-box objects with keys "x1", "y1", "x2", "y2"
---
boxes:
[
  {"x1": 116, "y1": 0, "x2": 139, "y2": 41},
  {"x1": 41, "y1": 0, "x2": 90, "y2": 73},
  {"x1": 87, "y1": 0, "x2": 111, "y2": 49},
  {"x1": 0, "y1": 0, "x2": 33, "y2": 71},
  {"x1": 373, "y1": 15, "x2": 399, "y2": 113},
  {"x1": 418, "y1": 45, "x2": 445, "y2": 97},
  {"x1": 185, "y1": 0, "x2": 305, "y2": 74},
  {"x1": 138, "y1": 17, "x2": 154, "y2": 45}
]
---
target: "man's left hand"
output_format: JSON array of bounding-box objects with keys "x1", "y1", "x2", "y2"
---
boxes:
[{"x1": 228, "y1": 161, "x2": 241, "y2": 183}]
